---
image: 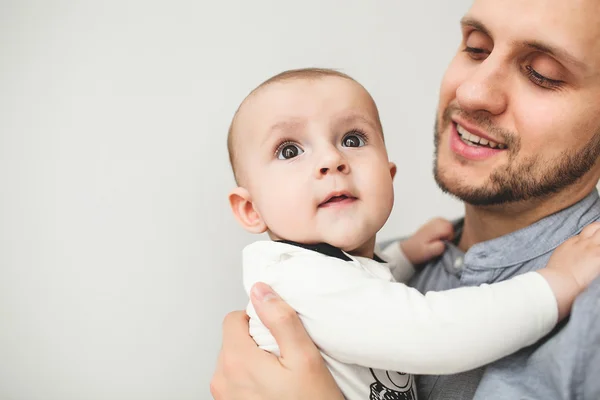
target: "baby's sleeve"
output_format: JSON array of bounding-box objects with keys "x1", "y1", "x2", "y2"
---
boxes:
[
  {"x1": 378, "y1": 241, "x2": 415, "y2": 282},
  {"x1": 243, "y1": 244, "x2": 558, "y2": 375}
]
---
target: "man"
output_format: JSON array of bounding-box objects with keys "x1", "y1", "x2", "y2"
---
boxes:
[{"x1": 211, "y1": 0, "x2": 600, "y2": 398}]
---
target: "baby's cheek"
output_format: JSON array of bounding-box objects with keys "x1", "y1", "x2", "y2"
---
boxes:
[
  {"x1": 374, "y1": 177, "x2": 395, "y2": 222},
  {"x1": 264, "y1": 192, "x2": 312, "y2": 236},
  {"x1": 372, "y1": 170, "x2": 395, "y2": 203}
]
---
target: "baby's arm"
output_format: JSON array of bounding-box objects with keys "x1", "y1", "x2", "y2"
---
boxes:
[
  {"x1": 380, "y1": 218, "x2": 454, "y2": 282},
  {"x1": 245, "y1": 223, "x2": 600, "y2": 375},
  {"x1": 248, "y1": 258, "x2": 555, "y2": 374}
]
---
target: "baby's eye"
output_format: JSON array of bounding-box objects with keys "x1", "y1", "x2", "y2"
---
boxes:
[
  {"x1": 277, "y1": 143, "x2": 304, "y2": 160},
  {"x1": 342, "y1": 132, "x2": 366, "y2": 147}
]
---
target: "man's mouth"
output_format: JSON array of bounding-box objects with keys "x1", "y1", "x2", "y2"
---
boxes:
[
  {"x1": 457, "y1": 124, "x2": 507, "y2": 150},
  {"x1": 319, "y1": 192, "x2": 357, "y2": 207}
]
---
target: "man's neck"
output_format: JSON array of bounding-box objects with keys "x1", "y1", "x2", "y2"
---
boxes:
[{"x1": 458, "y1": 186, "x2": 595, "y2": 252}]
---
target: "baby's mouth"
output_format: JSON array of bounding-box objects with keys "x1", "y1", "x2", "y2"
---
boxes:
[{"x1": 319, "y1": 193, "x2": 357, "y2": 207}]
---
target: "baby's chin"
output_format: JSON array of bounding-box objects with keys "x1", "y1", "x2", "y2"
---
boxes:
[
  {"x1": 269, "y1": 225, "x2": 377, "y2": 255},
  {"x1": 322, "y1": 232, "x2": 375, "y2": 254}
]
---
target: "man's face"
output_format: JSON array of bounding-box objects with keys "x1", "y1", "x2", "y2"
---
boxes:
[{"x1": 434, "y1": 0, "x2": 600, "y2": 206}]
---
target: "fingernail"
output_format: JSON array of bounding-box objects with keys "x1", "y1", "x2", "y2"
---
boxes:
[{"x1": 251, "y1": 282, "x2": 278, "y2": 302}]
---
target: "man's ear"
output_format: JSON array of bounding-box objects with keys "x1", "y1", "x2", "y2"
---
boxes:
[
  {"x1": 389, "y1": 162, "x2": 397, "y2": 180},
  {"x1": 228, "y1": 187, "x2": 267, "y2": 234}
]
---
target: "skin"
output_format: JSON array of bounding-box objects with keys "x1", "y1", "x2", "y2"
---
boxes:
[
  {"x1": 434, "y1": 0, "x2": 600, "y2": 249},
  {"x1": 228, "y1": 76, "x2": 396, "y2": 258},
  {"x1": 211, "y1": 0, "x2": 600, "y2": 398}
]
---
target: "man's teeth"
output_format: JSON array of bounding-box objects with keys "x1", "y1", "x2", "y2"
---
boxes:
[{"x1": 456, "y1": 124, "x2": 506, "y2": 149}]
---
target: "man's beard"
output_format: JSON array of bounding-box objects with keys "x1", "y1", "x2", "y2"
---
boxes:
[{"x1": 433, "y1": 106, "x2": 600, "y2": 206}]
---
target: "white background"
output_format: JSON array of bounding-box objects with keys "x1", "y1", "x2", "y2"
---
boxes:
[{"x1": 0, "y1": 0, "x2": 471, "y2": 399}]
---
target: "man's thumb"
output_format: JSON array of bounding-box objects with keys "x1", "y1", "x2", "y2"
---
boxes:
[{"x1": 250, "y1": 282, "x2": 320, "y2": 363}]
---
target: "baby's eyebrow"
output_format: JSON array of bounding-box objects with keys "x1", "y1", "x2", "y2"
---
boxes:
[
  {"x1": 261, "y1": 119, "x2": 305, "y2": 146},
  {"x1": 267, "y1": 119, "x2": 305, "y2": 135},
  {"x1": 336, "y1": 113, "x2": 380, "y2": 133}
]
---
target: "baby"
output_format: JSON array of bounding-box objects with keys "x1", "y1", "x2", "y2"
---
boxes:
[{"x1": 226, "y1": 68, "x2": 600, "y2": 400}]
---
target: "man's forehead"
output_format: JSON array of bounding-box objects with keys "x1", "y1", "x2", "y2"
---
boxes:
[
  {"x1": 467, "y1": 0, "x2": 600, "y2": 39},
  {"x1": 467, "y1": 0, "x2": 600, "y2": 72},
  {"x1": 469, "y1": 0, "x2": 600, "y2": 18}
]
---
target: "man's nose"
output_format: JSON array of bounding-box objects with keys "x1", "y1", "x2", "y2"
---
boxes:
[{"x1": 456, "y1": 53, "x2": 508, "y2": 116}]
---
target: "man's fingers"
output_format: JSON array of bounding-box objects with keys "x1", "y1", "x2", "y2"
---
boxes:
[
  {"x1": 250, "y1": 282, "x2": 321, "y2": 365},
  {"x1": 218, "y1": 309, "x2": 279, "y2": 394},
  {"x1": 221, "y1": 310, "x2": 254, "y2": 351},
  {"x1": 220, "y1": 309, "x2": 278, "y2": 366}
]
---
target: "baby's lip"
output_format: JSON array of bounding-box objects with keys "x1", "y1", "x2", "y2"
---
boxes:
[{"x1": 318, "y1": 191, "x2": 357, "y2": 207}]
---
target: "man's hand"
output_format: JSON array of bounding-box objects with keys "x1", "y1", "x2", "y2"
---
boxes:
[{"x1": 210, "y1": 282, "x2": 344, "y2": 400}]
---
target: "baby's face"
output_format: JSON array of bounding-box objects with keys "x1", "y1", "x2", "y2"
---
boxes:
[{"x1": 235, "y1": 76, "x2": 395, "y2": 255}]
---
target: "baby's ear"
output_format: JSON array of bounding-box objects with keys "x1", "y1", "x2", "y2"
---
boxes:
[
  {"x1": 228, "y1": 187, "x2": 267, "y2": 234},
  {"x1": 389, "y1": 162, "x2": 397, "y2": 180}
]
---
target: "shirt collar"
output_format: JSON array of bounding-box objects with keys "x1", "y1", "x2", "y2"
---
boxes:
[
  {"x1": 459, "y1": 189, "x2": 600, "y2": 268},
  {"x1": 275, "y1": 240, "x2": 385, "y2": 263}
]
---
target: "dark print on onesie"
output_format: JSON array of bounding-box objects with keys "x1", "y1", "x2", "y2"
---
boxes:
[{"x1": 369, "y1": 369, "x2": 416, "y2": 400}]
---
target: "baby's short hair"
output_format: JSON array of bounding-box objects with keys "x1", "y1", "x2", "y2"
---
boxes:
[{"x1": 227, "y1": 68, "x2": 373, "y2": 185}]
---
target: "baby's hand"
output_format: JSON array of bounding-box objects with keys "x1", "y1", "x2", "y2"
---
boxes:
[
  {"x1": 400, "y1": 217, "x2": 454, "y2": 265},
  {"x1": 538, "y1": 222, "x2": 600, "y2": 320}
]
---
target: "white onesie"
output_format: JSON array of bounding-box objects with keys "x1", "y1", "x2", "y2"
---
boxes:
[{"x1": 243, "y1": 240, "x2": 557, "y2": 400}]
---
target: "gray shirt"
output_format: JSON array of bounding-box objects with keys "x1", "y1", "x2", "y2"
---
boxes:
[{"x1": 409, "y1": 190, "x2": 600, "y2": 400}]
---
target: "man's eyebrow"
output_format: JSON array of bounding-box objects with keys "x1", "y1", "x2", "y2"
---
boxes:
[
  {"x1": 522, "y1": 41, "x2": 587, "y2": 72},
  {"x1": 460, "y1": 16, "x2": 491, "y2": 38},
  {"x1": 460, "y1": 16, "x2": 586, "y2": 72}
]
